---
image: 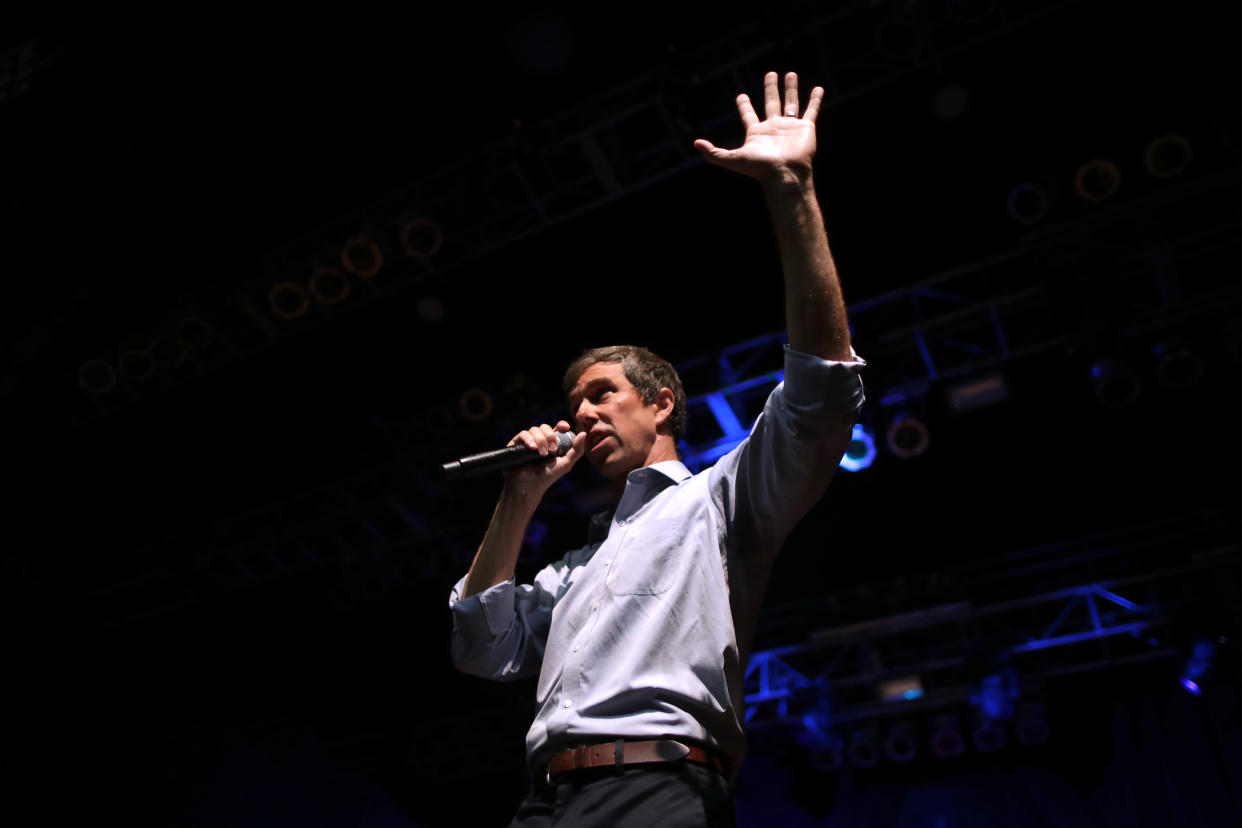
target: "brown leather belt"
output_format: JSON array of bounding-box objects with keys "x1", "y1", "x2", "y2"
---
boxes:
[{"x1": 545, "y1": 739, "x2": 728, "y2": 784}]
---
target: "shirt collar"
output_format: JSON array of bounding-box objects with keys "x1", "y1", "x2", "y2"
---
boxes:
[{"x1": 586, "y1": 460, "x2": 693, "y2": 543}]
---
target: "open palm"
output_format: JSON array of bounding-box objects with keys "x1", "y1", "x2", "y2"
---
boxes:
[{"x1": 694, "y1": 71, "x2": 824, "y2": 182}]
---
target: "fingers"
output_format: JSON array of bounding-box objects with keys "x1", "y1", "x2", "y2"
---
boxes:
[
  {"x1": 735, "y1": 93, "x2": 760, "y2": 131},
  {"x1": 804, "y1": 85, "x2": 824, "y2": 123},
  {"x1": 783, "y1": 72, "x2": 799, "y2": 117},
  {"x1": 763, "y1": 71, "x2": 781, "y2": 119},
  {"x1": 511, "y1": 424, "x2": 563, "y2": 456}
]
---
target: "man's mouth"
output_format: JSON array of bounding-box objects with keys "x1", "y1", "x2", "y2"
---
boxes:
[{"x1": 589, "y1": 435, "x2": 613, "y2": 454}]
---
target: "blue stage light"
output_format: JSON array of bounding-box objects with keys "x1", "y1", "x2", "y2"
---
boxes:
[{"x1": 839, "y1": 423, "x2": 877, "y2": 472}]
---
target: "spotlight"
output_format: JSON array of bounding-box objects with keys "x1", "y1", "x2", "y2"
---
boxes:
[
  {"x1": 77, "y1": 359, "x2": 117, "y2": 395},
  {"x1": 117, "y1": 347, "x2": 155, "y2": 383},
  {"x1": 458, "y1": 388, "x2": 493, "y2": 423},
  {"x1": 848, "y1": 726, "x2": 881, "y2": 769},
  {"x1": 1144, "y1": 133, "x2": 1193, "y2": 179},
  {"x1": 929, "y1": 713, "x2": 965, "y2": 759},
  {"x1": 400, "y1": 218, "x2": 443, "y2": 260},
  {"x1": 883, "y1": 720, "x2": 918, "y2": 764},
  {"x1": 309, "y1": 267, "x2": 351, "y2": 305},
  {"x1": 1180, "y1": 635, "x2": 1220, "y2": 695},
  {"x1": 969, "y1": 668, "x2": 1018, "y2": 720},
  {"x1": 885, "y1": 414, "x2": 929, "y2": 459},
  {"x1": 839, "y1": 423, "x2": 876, "y2": 472},
  {"x1": 268, "y1": 281, "x2": 309, "y2": 320},
  {"x1": 176, "y1": 316, "x2": 215, "y2": 351},
  {"x1": 341, "y1": 236, "x2": 383, "y2": 279},
  {"x1": 971, "y1": 716, "x2": 1007, "y2": 753},
  {"x1": 1152, "y1": 337, "x2": 1205, "y2": 390},
  {"x1": 1005, "y1": 181, "x2": 1049, "y2": 225},
  {"x1": 1074, "y1": 159, "x2": 1121, "y2": 203},
  {"x1": 1090, "y1": 357, "x2": 1142, "y2": 407}
]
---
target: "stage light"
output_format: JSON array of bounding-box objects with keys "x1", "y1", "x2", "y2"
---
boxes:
[
  {"x1": 946, "y1": 373, "x2": 1008, "y2": 413},
  {"x1": 309, "y1": 267, "x2": 351, "y2": 305},
  {"x1": 1152, "y1": 337, "x2": 1205, "y2": 390},
  {"x1": 839, "y1": 423, "x2": 876, "y2": 472},
  {"x1": 1180, "y1": 636, "x2": 1219, "y2": 695},
  {"x1": 970, "y1": 668, "x2": 1018, "y2": 720},
  {"x1": 77, "y1": 359, "x2": 116, "y2": 395},
  {"x1": 458, "y1": 388, "x2": 494, "y2": 423},
  {"x1": 885, "y1": 414, "x2": 929, "y2": 459},
  {"x1": 1074, "y1": 158, "x2": 1121, "y2": 202},
  {"x1": 1090, "y1": 357, "x2": 1142, "y2": 407},
  {"x1": 884, "y1": 720, "x2": 918, "y2": 764},
  {"x1": 400, "y1": 218, "x2": 443, "y2": 260},
  {"x1": 878, "y1": 674, "x2": 924, "y2": 702},
  {"x1": 268, "y1": 281, "x2": 309, "y2": 320},
  {"x1": 117, "y1": 347, "x2": 155, "y2": 383},
  {"x1": 1144, "y1": 133, "x2": 1193, "y2": 179},
  {"x1": 971, "y1": 716, "x2": 1007, "y2": 753},
  {"x1": 848, "y1": 726, "x2": 881, "y2": 769},
  {"x1": 176, "y1": 316, "x2": 215, "y2": 351},
  {"x1": 929, "y1": 713, "x2": 964, "y2": 759},
  {"x1": 1005, "y1": 181, "x2": 1049, "y2": 225},
  {"x1": 341, "y1": 236, "x2": 383, "y2": 279}
]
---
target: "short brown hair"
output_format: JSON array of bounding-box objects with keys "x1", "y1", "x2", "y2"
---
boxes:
[{"x1": 563, "y1": 345, "x2": 687, "y2": 438}]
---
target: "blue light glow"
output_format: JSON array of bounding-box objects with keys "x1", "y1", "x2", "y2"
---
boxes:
[
  {"x1": 1181, "y1": 678, "x2": 1201, "y2": 696},
  {"x1": 839, "y1": 423, "x2": 876, "y2": 472},
  {"x1": 903, "y1": 688, "x2": 924, "y2": 700}
]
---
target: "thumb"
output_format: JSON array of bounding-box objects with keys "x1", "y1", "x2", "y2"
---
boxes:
[
  {"x1": 694, "y1": 139, "x2": 733, "y2": 163},
  {"x1": 565, "y1": 430, "x2": 589, "y2": 464}
]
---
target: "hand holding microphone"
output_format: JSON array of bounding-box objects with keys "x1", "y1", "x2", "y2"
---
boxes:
[{"x1": 441, "y1": 421, "x2": 586, "y2": 484}]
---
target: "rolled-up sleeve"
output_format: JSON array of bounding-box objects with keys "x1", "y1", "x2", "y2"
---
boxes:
[
  {"x1": 448, "y1": 565, "x2": 562, "y2": 681},
  {"x1": 708, "y1": 345, "x2": 866, "y2": 561}
]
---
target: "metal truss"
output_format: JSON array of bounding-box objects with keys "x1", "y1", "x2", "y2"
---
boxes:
[
  {"x1": 743, "y1": 542, "x2": 1242, "y2": 728},
  {"x1": 34, "y1": 0, "x2": 1080, "y2": 426}
]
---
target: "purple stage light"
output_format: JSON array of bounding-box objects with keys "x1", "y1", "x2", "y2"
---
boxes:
[{"x1": 1181, "y1": 678, "x2": 1202, "y2": 696}]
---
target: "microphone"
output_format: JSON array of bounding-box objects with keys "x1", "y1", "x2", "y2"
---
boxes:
[{"x1": 441, "y1": 431, "x2": 576, "y2": 480}]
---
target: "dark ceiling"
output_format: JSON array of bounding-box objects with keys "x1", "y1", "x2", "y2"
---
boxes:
[{"x1": 4, "y1": 2, "x2": 1241, "y2": 823}]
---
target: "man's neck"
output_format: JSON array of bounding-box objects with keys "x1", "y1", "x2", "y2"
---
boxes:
[{"x1": 608, "y1": 436, "x2": 680, "y2": 501}]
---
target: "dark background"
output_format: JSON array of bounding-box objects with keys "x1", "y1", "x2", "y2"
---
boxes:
[{"x1": 3, "y1": 2, "x2": 1240, "y2": 825}]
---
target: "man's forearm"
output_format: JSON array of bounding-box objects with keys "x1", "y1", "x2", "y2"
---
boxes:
[
  {"x1": 762, "y1": 173, "x2": 852, "y2": 362},
  {"x1": 461, "y1": 487, "x2": 541, "y2": 599}
]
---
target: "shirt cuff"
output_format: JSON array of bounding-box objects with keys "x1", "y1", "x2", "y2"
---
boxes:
[
  {"x1": 449, "y1": 574, "x2": 517, "y2": 639},
  {"x1": 782, "y1": 344, "x2": 867, "y2": 414}
]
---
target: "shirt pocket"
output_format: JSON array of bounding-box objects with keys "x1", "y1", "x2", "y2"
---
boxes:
[{"x1": 605, "y1": 518, "x2": 683, "y2": 596}]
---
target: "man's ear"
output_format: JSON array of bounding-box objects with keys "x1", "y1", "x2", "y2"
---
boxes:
[{"x1": 652, "y1": 387, "x2": 676, "y2": 429}]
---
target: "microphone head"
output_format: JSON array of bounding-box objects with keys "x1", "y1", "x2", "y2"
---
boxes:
[{"x1": 556, "y1": 430, "x2": 576, "y2": 455}]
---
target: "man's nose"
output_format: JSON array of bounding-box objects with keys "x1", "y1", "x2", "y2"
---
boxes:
[{"x1": 575, "y1": 400, "x2": 598, "y2": 427}]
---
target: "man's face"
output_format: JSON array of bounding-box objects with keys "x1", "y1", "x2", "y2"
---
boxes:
[{"x1": 568, "y1": 362, "x2": 664, "y2": 481}]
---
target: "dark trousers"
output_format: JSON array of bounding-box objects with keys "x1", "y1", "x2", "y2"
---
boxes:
[{"x1": 509, "y1": 762, "x2": 737, "y2": 828}]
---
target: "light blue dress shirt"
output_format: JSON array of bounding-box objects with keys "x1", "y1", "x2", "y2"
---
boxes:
[{"x1": 449, "y1": 346, "x2": 866, "y2": 774}]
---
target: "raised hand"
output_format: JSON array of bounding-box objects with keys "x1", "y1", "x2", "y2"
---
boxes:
[{"x1": 694, "y1": 71, "x2": 824, "y2": 184}]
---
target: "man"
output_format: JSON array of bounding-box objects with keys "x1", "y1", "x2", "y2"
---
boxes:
[{"x1": 448, "y1": 71, "x2": 865, "y2": 826}]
